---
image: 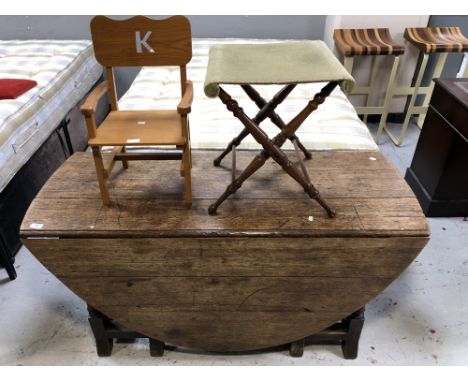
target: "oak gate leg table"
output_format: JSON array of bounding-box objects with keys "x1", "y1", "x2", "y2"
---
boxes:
[
  {"x1": 21, "y1": 150, "x2": 429, "y2": 360},
  {"x1": 203, "y1": 41, "x2": 355, "y2": 216}
]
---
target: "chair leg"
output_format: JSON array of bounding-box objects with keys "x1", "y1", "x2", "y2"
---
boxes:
[
  {"x1": 121, "y1": 146, "x2": 129, "y2": 169},
  {"x1": 180, "y1": 160, "x2": 185, "y2": 177},
  {"x1": 92, "y1": 147, "x2": 111, "y2": 205},
  {"x1": 183, "y1": 145, "x2": 192, "y2": 207},
  {"x1": 188, "y1": 122, "x2": 192, "y2": 169}
]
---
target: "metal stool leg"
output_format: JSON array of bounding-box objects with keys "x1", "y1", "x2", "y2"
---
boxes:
[
  {"x1": 376, "y1": 55, "x2": 401, "y2": 144},
  {"x1": 463, "y1": 53, "x2": 468, "y2": 77},
  {"x1": 343, "y1": 56, "x2": 354, "y2": 75},
  {"x1": 363, "y1": 55, "x2": 379, "y2": 124},
  {"x1": 385, "y1": 52, "x2": 429, "y2": 146},
  {"x1": 416, "y1": 52, "x2": 448, "y2": 128}
]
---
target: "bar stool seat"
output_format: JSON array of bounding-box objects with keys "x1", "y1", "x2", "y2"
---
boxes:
[
  {"x1": 333, "y1": 28, "x2": 404, "y2": 143},
  {"x1": 334, "y1": 28, "x2": 405, "y2": 56},
  {"x1": 405, "y1": 27, "x2": 468, "y2": 54}
]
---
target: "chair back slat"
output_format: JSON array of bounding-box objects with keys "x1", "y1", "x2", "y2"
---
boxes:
[{"x1": 91, "y1": 15, "x2": 192, "y2": 67}]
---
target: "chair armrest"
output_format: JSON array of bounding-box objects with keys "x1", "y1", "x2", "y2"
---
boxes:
[
  {"x1": 177, "y1": 80, "x2": 194, "y2": 115},
  {"x1": 81, "y1": 81, "x2": 109, "y2": 117}
]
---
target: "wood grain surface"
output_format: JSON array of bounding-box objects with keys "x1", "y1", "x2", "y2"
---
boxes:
[
  {"x1": 91, "y1": 15, "x2": 192, "y2": 67},
  {"x1": 88, "y1": 110, "x2": 185, "y2": 147},
  {"x1": 333, "y1": 28, "x2": 405, "y2": 57},
  {"x1": 21, "y1": 150, "x2": 429, "y2": 352},
  {"x1": 404, "y1": 27, "x2": 468, "y2": 54}
]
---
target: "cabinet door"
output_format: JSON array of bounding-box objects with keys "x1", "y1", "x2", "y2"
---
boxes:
[{"x1": 410, "y1": 106, "x2": 454, "y2": 197}]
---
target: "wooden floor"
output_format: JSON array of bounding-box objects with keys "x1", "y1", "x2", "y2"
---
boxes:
[{"x1": 21, "y1": 150, "x2": 429, "y2": 352}]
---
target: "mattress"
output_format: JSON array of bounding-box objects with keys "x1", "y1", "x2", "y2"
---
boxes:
[
  {"x1": 0, "y1": 40, "x2": 102, "y2": 193},
  {"x1": 119, "y1": 38, "x2": 378, "y2": 152}
]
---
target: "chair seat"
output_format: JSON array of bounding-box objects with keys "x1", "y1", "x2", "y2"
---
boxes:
[
  {"x1": 89, "y1": 110, "x2": 186, "y2": 147},
  {"x1": 405, "y1": 27, "x2": 468, "y2": 54},
  {"x1": 333, "y1": 28, "x2": 405, "y2": 57}
]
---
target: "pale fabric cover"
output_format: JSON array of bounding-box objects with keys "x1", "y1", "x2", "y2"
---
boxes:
[
  {"x1": 0, "y1": 40, "x2": 102, "y2": 192},
  {"x1": 204, "y1": 40, "x2": 355, "y2": 97},
  {"x1": 119, "y1": 39, "x2": 378, "y2": 153}
]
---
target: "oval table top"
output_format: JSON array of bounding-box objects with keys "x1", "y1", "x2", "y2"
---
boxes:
[{"x1": 21, "y1": 150, "x2": 429, "y2": 352}]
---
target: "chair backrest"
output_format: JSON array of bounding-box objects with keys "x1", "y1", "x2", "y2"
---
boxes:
[{"x1": 90, "y1": 15, "x2": 192, "y2": 110}]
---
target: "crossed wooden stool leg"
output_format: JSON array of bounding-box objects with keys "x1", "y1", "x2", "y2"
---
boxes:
[
  {"x1": 213, "y1": 84, "x2": 311, "y2": 167},
  {"x1": 209, "y1": 82, "x2": 339, "y2": 217}
]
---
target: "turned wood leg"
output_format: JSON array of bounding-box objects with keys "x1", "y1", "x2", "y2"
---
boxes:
[
  {"x1": 213, "y1": 85, "x2": 296, "y2": 166},
  {"x1": 268, "y1": 143, "x2": 336, "y2": 218},
  {"x1": 214, "y1": 129, "x2": 250, "y2": 167},
  {"x1": 210, "y1": 84, "x2": 338, "y2": 216},
  {"x1": 87, "y1": 305, "x2": 114, "y2": 357},
  {"x1": 292, "y1": 138, "x2": 311, "y2": 183},
  {"x1": 341, "y1": 307, "x2": 365, "y2": 359},
  {"x1": 293, "y1": 137, "x2": 312, "y2": 160},
  {"x1": 289, "y1": 338, "x2": 305, "y2": 357},
  {"x1": 149, "y1": 338, "x2": 165, "y2": 357},
  {"x1": 209, "y1": 152, "x2": 268, "y2": 215},
  {"x1": 242, "y1": 84, "x2": 312, "y2": 160}
]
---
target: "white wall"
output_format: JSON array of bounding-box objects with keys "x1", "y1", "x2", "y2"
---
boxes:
[{"x1": 324, "y1": 15, "x2": 430, "y2": 112}]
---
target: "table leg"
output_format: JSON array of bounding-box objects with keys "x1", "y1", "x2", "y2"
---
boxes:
[
  {"x1": 289, "y1": 338, "x2": 305, "y2": 357},
  {"x1": 149, "y1": 338, "x2": 165, "y2": 357},
  {"x1": 213, "y1": 85, "x2": 296, "y2": 166},
  {"x1": 0, "y1": 236, "x2": 16, "y2": 280},
  {"x1": 209, "y1": 84, "x2": 337, "y2": 217},
  {"x1": 87, "y1": 305, "x2": 114, "y2": 356},
  {"x1": 341, "y1": 307, "x2": 365, "y2": 359}
]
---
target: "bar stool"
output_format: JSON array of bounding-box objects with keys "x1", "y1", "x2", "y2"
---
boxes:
[
  {"x1": 382, "y1": 27, "x2": 468, "y2": 146},
  {"x1": 333, "y1": 28, "x2": 405, "y2": 143}
]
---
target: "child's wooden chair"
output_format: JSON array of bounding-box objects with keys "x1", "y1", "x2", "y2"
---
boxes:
[{"x1": 81, "y1": 15, "x2": 193, "y2": 206}]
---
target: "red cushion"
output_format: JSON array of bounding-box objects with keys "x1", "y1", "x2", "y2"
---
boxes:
[{"x1": 0, "y1": 79, "x2": 38, "y2": 100}]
